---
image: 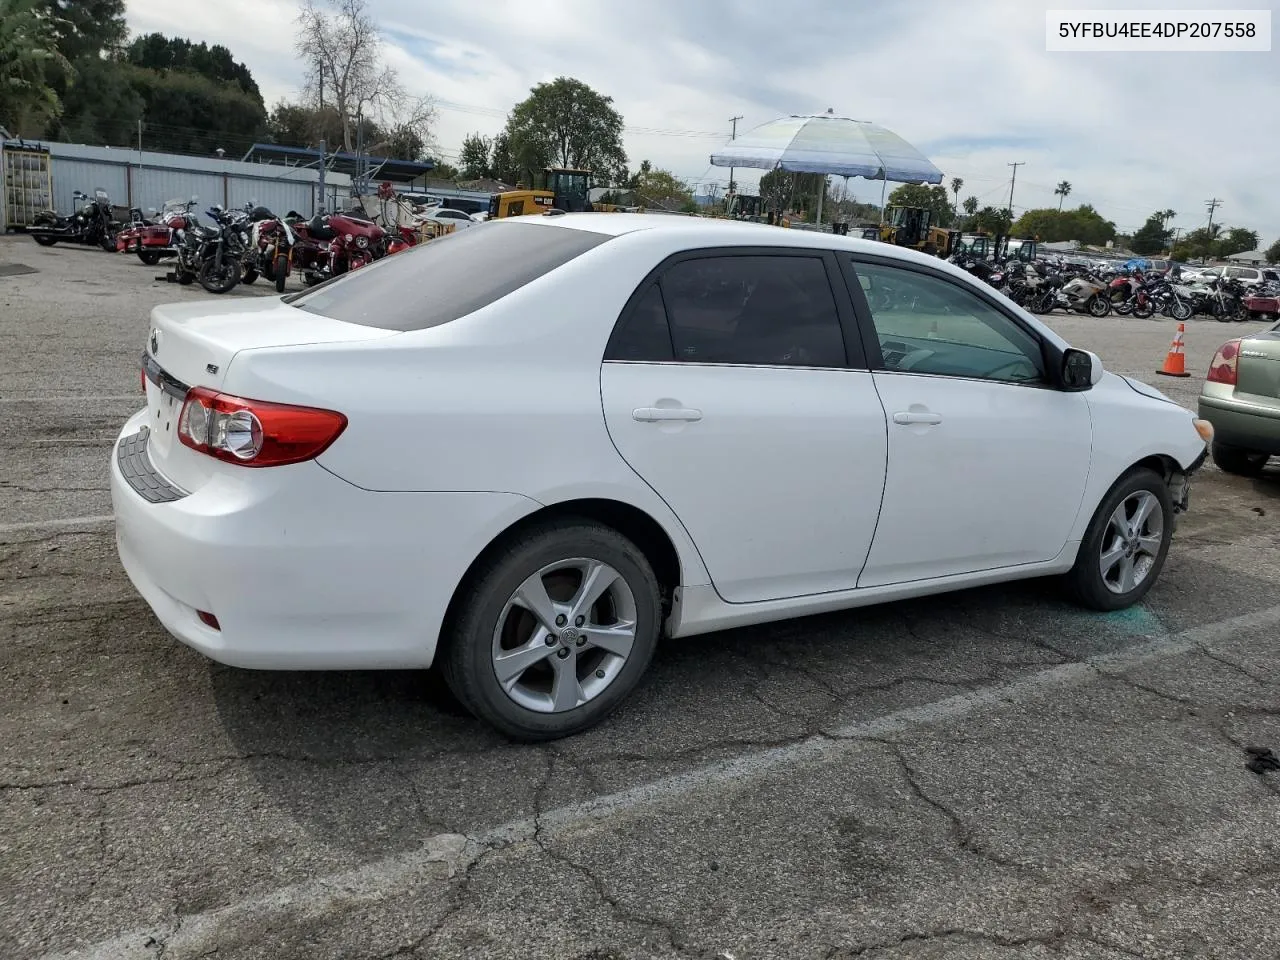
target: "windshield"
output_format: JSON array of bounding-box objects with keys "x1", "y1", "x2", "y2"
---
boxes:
[{"x1": 287, "y1": 220, "x2": 611, "y2": 331}]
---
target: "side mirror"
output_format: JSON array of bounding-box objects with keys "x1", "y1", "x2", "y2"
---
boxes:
[{"x1": 1062, "y1": 348, "x2": 1103, "y2": 391}]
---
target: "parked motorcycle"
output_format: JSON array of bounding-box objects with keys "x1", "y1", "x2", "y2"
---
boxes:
[
  {"x1": 130, "y1": 198, "x2": 200, "y2": 265},
  {"x1": 196, "y1": 205, "x2": 255, "y2": 294},
  {"x1": 1056, "y1": 270, "x2": 1112, "y2": 317},
  {"x1": 245, "y1": 207, "x2": 298, "y2": 294},
  {"x1": 28, "y1": 188, "x2": 119, "y2": 250},
  {"x1": 300, "y1": 208, "x2": 388, "y2": 286}
]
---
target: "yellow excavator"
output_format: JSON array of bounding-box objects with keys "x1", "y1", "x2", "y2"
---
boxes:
[
  {"x1": 877, "y1": 206, "x2": 962, "y2": 257},
  {"x1": 487, "y1": 168, "x2": 640, "y2": 219}
]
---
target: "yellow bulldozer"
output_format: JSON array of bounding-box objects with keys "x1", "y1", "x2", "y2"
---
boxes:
[
  {"x1": 876, "y1": 206, "x2": 962, "y2": 257},
  {"x1": 487, "y1": 167, "x2": 640, "y2": 219}
]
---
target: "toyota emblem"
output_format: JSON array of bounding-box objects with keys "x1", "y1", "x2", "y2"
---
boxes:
[{"x1": 149, "y1": 329, "x2": 159, "y2": 355}]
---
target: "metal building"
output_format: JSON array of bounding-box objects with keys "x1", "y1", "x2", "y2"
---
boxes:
[{"x1": 1, "y1": 138, "x2": 353, "y2": 229}]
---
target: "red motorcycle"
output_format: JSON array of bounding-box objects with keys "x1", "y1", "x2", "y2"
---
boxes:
[
  {"x1": 117, "y1": 198, "x2": 198, "y2": 266},
  {"x1": 300, "y1": 208, "x2": 388, "y2": 286}
]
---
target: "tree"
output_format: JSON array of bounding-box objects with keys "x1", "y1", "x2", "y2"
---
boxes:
[
  {"x1": 1265, "y1": 238, "x2": 1280, "y2": 265},
  {"x1": 501, "y1": 77, "x2": 627, "y2": 186},
  {"x1": 43, "y1": 0, "x2": 127, "y2": 61},
  {"x1": 267, "y1": 99, "x2": 341, "y2": 147},
  {"x1": 1216, "y1": 227, "x2": 1259, "y2": 258},
  {"x1": 126, "y1": 34, "x2": 262, "y2": 104},
  {"x1": 296, "y1": 0, "x2": 403, "y2": 153},
  {"x1": 962, "y1": 195, "x2": 979, "y2": 216},
  {"x1": 629, "y1": 161, "x2": 693, "y2": 209},
  {"x1": 757, "y1": 168, "x2": 831, "y2": 220},
  {"x1": 973, "y1": 206, "x2": 1013, "y2": 234},
  {"x1": 459, "y1": 131, "x2": 493, "y2": 180},
  {"x1": 1173, "y1": 225, "x2": 1220, "y2": 261},
  {"x1": 1054, "y1": 180, "x2": 1072, "y2": 211},
  {"x1": 1129, "y1": 212, "x2": 1174, "y2": 256},
  {"x1": 949, "y1": 176, "x2": 963, "y2": 216},
  {"x1": 886, "y1": 183, "x2": 954, "y2": 227},
  {"x1": 1011, "y1": 204, "x2": 1116, "y2": 245},
  {"x1": 0, "y1": 0, "x2": 72, "y2": 137}
]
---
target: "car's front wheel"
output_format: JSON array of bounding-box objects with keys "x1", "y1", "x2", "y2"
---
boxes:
[
  {"x1": 1065, "y1": 468, "x2": 1173, "y2": 611},
  {"x1": 1211, "y1": 441, "x2": 1270, "y2": 476},
  {"x1": 440, "y1": 520, "x2": 662, "y2": 741}
]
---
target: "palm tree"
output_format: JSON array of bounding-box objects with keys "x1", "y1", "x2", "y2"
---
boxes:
[
  {"x1": 963, "y1": 195, "x2": 978, "y2": 216},
  {"x1": 1160, "y1": 209, "x2": 1176, "y2": 223},
  {"x1": 0, "y1": 0, "x2": 71, "y2": 137},
  {"x1": 950, "y1": 176, "x2": 963, "y2": 217},
  {"x1": 1054, "y1": 180, "x2": 1072, "y2": 211}
]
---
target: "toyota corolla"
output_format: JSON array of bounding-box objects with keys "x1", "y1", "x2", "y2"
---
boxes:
[{"x1": 112, "y1": 213, "x2": 1213, "y2": 740}]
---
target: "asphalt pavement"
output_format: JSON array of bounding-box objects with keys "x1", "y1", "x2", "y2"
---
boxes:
[{"x1": 2, "y1": 235, "x2": 1278, "y2": 960}]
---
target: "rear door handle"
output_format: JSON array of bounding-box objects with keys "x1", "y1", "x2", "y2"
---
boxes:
[
  {"x1": 633, "y1": 407, "x2": 702, "y2": 423},
  {"x1": 892, "y1": 411, "x2": 943, "y2": 425}
]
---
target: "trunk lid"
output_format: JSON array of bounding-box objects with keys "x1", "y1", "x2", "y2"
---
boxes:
[
  {"x1": 1235, "y1": 330, "x2": 1280, "y2": 410},
  {"x1": 141, "y1": 297, "x2": 398, "y2": 492}
]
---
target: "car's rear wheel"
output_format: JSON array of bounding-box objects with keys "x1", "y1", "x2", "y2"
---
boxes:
[
  {"x1": 1065, "y1": 468, "x2": 1173, "y2": 611},
  {"x1": 440, "y1": 520, "x2": 661, "y2": 741},
  {"x1": 1211, "y1": 441, "x2": 1270, "y2": 476}
]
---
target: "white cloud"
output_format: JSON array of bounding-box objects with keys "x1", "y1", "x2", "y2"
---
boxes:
[{"x1": 123, "y1": 0, "x2": 1279, "y2": 242}]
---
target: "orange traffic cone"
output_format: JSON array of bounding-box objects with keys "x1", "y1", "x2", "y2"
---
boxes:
[{"x1": 1156, "y1": 321, "x2": 1191, "y2": 377}]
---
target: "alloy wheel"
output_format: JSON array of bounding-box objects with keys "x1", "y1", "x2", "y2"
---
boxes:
[
  {"x1": 491, "y1": 558, "x2": 638, "y2": 713},
  {"x1": 1098, "y1": 491, "x2": 1163, "y2": 594}
]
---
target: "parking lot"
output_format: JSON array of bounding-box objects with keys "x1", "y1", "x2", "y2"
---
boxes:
[{"x1": 3, "y1": 234, "x2": 1279, "y2": 960}]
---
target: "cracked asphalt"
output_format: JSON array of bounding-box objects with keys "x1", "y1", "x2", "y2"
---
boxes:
[{"x1": 3, "y1": 235, "x2": 1279, "y2": 960}]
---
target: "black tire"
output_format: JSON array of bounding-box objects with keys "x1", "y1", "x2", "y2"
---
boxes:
[
  {"x1": 100, "y1": 235, "x2": 116, "y2": 252},
  {"x1": 138, "y1": 250, "x2": 162, "y2": 266},
  {"x1": 439, "y1": 520, "x2": 662, "y2": 741},
  {"x1": 1210, "y1": 441, "x2": 1269, "y2": 476},
  {"x1": 176, "y1": 269, "x2": 195, "y2": 286},
  {"x1": 1086, "y1": 294, "x2": 1111, "y2": 318},
  {"x1": 274, "y1": 253, "x2": 288, "y2": 293},
  {"x1": 242, "y1": 268, "x2": 259, "y2": 285},
  {"x1": 199, "y1": 256, "x2": 241, "y2": 294},
  {"x1": 1064, "y1": 468, "x2": 1173, "y2": 612},
  {"x1": 1132, "y1": 300, "x2": 1154, "y2": 319},
  {"x1": 32, "y1": 234, "x2": 58, "y2": 246}
]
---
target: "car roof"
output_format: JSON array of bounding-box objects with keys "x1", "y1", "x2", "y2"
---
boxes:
[{"x1": 497, "y1": 211, "x2": 956, "y2": 268}]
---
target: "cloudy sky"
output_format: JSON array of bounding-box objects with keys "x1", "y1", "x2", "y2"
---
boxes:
[{"x1": 124, "y1": 0, "x2": 1278, "y2": 243}]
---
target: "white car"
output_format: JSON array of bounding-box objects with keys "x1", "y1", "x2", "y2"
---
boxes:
[
  {"x1": 416, "y1": 206, "x2": 480, "y2": 229},
  {"x1": 112, "y1": 214, "x2": 1213, "y2": 740}
]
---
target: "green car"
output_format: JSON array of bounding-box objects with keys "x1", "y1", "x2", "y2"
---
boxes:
[{"x1": 1198, "y1": 319, "x2": 1280, "y2": 475}]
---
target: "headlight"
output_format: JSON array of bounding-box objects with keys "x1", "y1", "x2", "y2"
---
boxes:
[{"x1": 355, "y1": 235, "x2": 369, "y2": 249}]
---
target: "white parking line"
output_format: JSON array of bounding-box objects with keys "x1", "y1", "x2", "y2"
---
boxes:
[
  {"x1": 0, "y1": 515, "x2": 113, "y2": 536},
  {"x1": 36, "y1": 602, "x2": 1280, "y2": 960}
]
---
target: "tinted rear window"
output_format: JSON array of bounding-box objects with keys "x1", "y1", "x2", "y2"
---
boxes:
[{"x1": 286, "y1": 221, "x2": 611, "y2": 331}]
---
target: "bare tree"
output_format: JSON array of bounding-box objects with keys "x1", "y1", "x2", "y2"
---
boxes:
[{"x1": 295, "y1": 0, "x2": 407, "y2": 152}]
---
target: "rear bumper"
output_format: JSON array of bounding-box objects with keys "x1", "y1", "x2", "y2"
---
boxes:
[
  {"x1": 110, "y1": 409, "x2": 539, "y2": 669},
  {"x1": 1198, "y1": 396, "x2": 1280, "y2": 454}
]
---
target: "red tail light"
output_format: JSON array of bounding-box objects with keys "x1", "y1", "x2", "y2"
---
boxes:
[
  {"x1": 177, "y1": 387, "x2": 347, "y2": 467},
  {"x1": 1206, "y1": 339, "x2": 1241, "y2": 386}
]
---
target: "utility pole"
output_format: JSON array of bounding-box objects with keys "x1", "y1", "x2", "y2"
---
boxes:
[
  {"x1": 317, "y1": 138, "x2": 327, "y2": 216},
  {"x1": 1007, "y1": 161, "x2": 1025, "y2": 217},
  {"x1": 1205, "y1": 197, "x2": 1222, "y2": 235},
  {"x1": 1205, "y1": 198, "x2": 1222, "y2": 262},
  {"x1": 728, "y1": 115, "x2": 743, "y2": 198}
]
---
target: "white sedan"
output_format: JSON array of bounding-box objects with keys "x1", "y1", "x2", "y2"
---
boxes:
[
  {"x1": 112, "y1": 214, "x2": 1214, "y2": 740},
  {"x1": 415, "y1": 206, "x2": 481, "y2": 229}
]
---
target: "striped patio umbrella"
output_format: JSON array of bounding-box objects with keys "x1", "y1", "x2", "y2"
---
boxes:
[{"x1": 710, "y1": 110, "x2": 943, "y2": 224}]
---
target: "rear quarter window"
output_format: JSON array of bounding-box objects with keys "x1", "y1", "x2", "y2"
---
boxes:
[{"x1": 286, "y1": 221, "x2": 611, "y2": 331}]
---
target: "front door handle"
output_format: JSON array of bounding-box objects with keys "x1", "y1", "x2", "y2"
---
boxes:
[
  {"x1": 892, "y1": 411, "x2": 942, "y2": 425},
  {"x1": 633, "y1": 407, "x2": 702, "y2": 423}
]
